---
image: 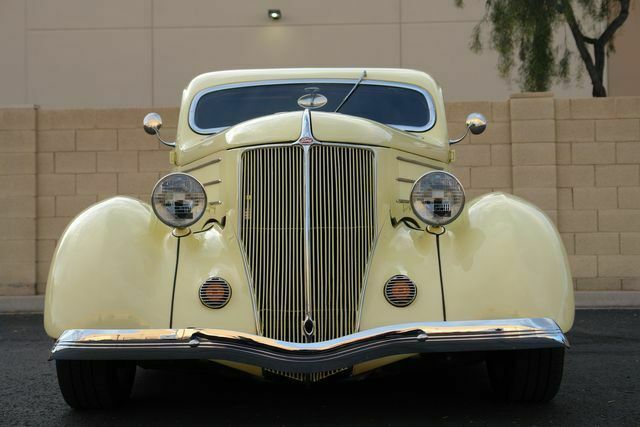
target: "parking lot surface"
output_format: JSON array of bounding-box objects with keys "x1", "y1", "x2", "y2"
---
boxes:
[{"x1": 1, "y1": 310, "x2": 638, "y2": 426}]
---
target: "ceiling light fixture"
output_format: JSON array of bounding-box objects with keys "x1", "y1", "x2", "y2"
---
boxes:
[{"x1": 268, "y1": 9, "x2": 282, "y2": 20}]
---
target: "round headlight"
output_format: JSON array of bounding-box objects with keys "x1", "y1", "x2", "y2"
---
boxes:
[
  {"x1": 151, "y1": 173, "x2": 207, "y2": 228},
  {"x1": 410, "y1": 171, "x2": 465, "y2": 226}
]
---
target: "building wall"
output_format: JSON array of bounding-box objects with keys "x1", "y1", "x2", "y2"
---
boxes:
[
  {"x1": 1, "y1": 95, "x2": 639, "y2": 296},
  {"x1": 608, "y1": 0, "x2": 640, "y2": 96},
  {"x1": 0, "y1": 108, "x2": 36, "y2": 295},
  {"x1": 2, "y1": 0, "x2": 625, "y2": 109},
  {"x1": 449, "y1": 94, "x2": 640, "y2": 292}
]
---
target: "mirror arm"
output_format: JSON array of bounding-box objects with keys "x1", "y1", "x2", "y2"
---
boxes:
[
  {"x1": 448, "y1": 126, "x2": 470, "y2": 145},
  {"x1": 153, "y1": 129, "x2": 176, "y2": 148}
]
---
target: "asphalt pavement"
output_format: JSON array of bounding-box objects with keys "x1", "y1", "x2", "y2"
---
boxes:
[{"x1": 1, "y1": 310, "x2": 638, "y2": 426}]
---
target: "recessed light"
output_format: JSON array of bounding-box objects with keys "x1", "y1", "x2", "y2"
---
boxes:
[{"x1": 268, "y1": 9, "x2": 282, "y2": 20}]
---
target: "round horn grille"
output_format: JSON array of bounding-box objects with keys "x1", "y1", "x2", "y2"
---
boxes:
[
  {"x1": 384, "y1": 275, "x2": 417, "y2": 307},
  {"x1": 199, "y1": 277, "x2": 231, "y2": 309}
]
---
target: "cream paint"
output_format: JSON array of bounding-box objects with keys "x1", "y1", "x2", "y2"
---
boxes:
[
  {"x1": 44, "y1": 197, "x2": 178, "y2": 337},
  {"x1": 440, "y1": 193, "x2": 575, "y2": 332},
  {"x1": 45, "y1": 68, "x2": 573, "y2": 379}
]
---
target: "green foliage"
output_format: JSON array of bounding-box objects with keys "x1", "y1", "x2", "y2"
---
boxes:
[{"x1": 457, "y1": 0, "x2": 630, "y2": 96}]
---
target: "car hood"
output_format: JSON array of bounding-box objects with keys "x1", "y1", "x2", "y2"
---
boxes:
[{"x1": 174, "y1": 111, "x2": 449, "y2": 165}]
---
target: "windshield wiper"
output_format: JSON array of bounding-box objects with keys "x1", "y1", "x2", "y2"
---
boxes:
[{"x1": 334, "y1": 70, "x2": 367, "y2": 112}]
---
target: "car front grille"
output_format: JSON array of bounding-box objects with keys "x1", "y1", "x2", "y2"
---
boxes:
[{"x1": 239, "y1": 144, "x2": 376, "y2": 352}]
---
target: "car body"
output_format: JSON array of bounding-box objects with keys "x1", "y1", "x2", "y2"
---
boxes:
[{"x1": 45, "y1": 68, "x2": 574, "y2": 408}]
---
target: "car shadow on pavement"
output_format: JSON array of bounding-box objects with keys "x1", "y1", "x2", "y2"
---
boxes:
[
  {"x1": 3, "y1": 311, "x2": 639, "y2": 426},
  {"x1": 56, "y1": 358, "x2": 561, "y2": 426}
]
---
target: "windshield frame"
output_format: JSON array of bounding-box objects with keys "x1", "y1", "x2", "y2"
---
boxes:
[{"x1": 188, "y1": 79, "x2": 437, "y2": 135}]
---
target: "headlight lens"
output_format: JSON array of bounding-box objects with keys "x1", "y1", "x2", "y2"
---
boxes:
[
  {"x1": 152, "y1": 173, "x2": 207, "y2": 228},
  {"x1": 410, "y1": 171, "x2": 465, "y2": 226}
]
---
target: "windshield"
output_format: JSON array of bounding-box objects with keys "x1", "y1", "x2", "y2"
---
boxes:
[{"x1": 189, "y1": 81, "x2": 435, "y2": 134}]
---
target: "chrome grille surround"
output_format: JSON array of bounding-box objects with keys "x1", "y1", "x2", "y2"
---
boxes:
[
  {"x1": 238, "y1": 142, "x2": 376, "y2": 356},
  {"x1": 199, "y1": 277, "x2": 232, "y2": 309},
  {"x1": 384, "y1": 275, "x2": 417, "y2": 307}
]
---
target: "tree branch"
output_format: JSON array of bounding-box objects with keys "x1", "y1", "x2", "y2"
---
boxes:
[
  {"x1": 598, "y1": 0, "x2": 630, "y2": 45},
  {"x1": 561, "y1": 0, "x2": 598, "y2": 83},
  {"x1": 592, "y1": 0, "x2": 630, "y2": 95}
]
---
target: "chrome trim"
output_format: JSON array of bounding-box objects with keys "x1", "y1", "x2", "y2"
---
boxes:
[
  {"x1": 297, "y1": 88, "x2": 328, "y2": 110},
  {"x1": 396, "y1": 199, "x2": 410, "y2": 204},
  {"x1": 301, "y1": 112, "x2": 314, "y2": 337},
  {"x1": 151, "y1": 173, "x2": 207, "y2": 228},
  {"x1": 355, "y1": 223, "x2": 384, "y2": 331},
  {"x1": 208, "y1": 200, "x2": 223, "y2": 206},
  {"x1": 188, "y1": 79, "x2": 437, "y2": 135},
  {"x1": 396, "y1": 177, "x2": 415, "y2": 184},
  {"x1": 181, "y1": 158, "x2": 222, "y2": 174},
  {"x1": 199, "y1": 277, "x2": 232, "y2": 309},
  {"x1": 449, "y1": 112, "x2": 488, "y2": 145},
  {"x1": 396, "y1": 156, "x2": 443, "y2": 170},
  {"x1": 203, "y1": 179, "x2": 222, "y2": 186},
  {"x1": 299, "y1": 108, "x2": 315, "y2": 143},
  {"x1": 51, "y1": 318, "x2": 569, "y2": 374},
  {"x1": 384, "y1": 275, "x2": 417, "y2": 307},
  {"x1": 236, "y1": 118, "x2": 376, "y2": 344},
  {"x1": 143, "y1": 112, "x2": 176, "y2": 148},
  {"x1": 410, "y1": 171, "x2": 466, "y2": 227}
]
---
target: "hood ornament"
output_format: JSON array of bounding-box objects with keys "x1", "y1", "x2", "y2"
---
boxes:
[{"x1": 297, "y1": 87, "x2": 327, "y2": 110}]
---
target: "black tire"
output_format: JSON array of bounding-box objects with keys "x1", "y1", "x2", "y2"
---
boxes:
[
  {"x1": 486, "y1": 347, "x2": 564, "y2": 402},
  {"x1": 56, "y1": 360, "x2": 136, "y2": 409}
]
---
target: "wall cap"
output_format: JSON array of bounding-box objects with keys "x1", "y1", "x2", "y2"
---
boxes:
[
  {"x1": 575, "y1": 291, "x2": 640, "y2": 308},
  {"x1": 0, "y1": 296, "x2": 44, "y2": 314},
  {"x1": 510, "y1": 92, "x2": 554, "y2": 99}
]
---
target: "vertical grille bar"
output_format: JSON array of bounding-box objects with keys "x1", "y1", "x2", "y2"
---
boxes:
[
  {"x1": 240, "y1": 144, "x2": 375, "y2": 354},
  {"x1": 241, "y1": 146, "x2": 305, "y2": 343},
  {"x1": 308, "y1": 145, "x2": 375, "y2": 342}
]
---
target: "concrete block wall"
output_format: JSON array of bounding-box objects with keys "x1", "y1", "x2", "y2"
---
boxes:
[
  {"x1": 0, "y1": 95, "x2": 639, "y2": 295},
  {"x1": 0, "y1": 108, "x2": 37, "y2": 295},
  {"x1": 554, "y1": 97, "x2": 640, "y2": 291},
  {"x1": 34, "y1": 108, "x2": 176, "y2": 294}
]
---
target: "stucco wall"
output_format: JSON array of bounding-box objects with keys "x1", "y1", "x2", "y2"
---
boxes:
[
  {"x1": 1, "y1": 94, "x2": 639, "y2": 296},
  {"x1": 2, "y1": 0, "x2": 625, "y2": 108}
]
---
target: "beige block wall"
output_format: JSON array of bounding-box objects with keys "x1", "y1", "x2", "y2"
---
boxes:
[
  {"x1": 1, "y1": 96, "x2": 640, "y2": 295},
  {"x1": 0, "y1": 108, "x2": 37, "y2": 295},
  {"x1": 33, "y1": 108, "x2": 175, "y2": 293}
]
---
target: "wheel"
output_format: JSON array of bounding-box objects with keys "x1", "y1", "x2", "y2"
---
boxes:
[
  {"x1": 486, "y1": 347, "x2": 564, "y2": 402},
  {"x1": 55, "y1": 360, "x2": 136, "y2": 409}
]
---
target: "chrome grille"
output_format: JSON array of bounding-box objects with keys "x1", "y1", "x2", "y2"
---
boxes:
[
  {"x1": 240, "y1": 146, "x2": 305, "y2": 342},
  {"x1": 239, "y1": 144, "x2": 376, "y2": 350},
  {"x1": 308, "y1": 145, "x2": 376, "y2": 342}
]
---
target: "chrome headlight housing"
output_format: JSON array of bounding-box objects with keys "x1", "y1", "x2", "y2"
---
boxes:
[
  {"x1": 410, "y1": 171, "x2": 465, "y2": 226},
  {"x1": 152, "y1": 173, "x2": 207, "y2": 228}
]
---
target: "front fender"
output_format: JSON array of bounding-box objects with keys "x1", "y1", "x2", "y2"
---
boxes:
[
  {"x1": 441, "y1": 193, "x2": 574, "y2": 332},
  {"x1": 44, "y1": 197, "x2": 177, "y2": 338}
]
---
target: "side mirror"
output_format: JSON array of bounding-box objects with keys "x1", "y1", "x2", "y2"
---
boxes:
[
  {"x1": 143, "y1": 112, "x2": 163, "y2": 135},
  {"x1": 143, "y1": 112, "x2": 175, "y2": 147},
  {"x1": 449, "y1": 113, "x2": 488, "y2": 145},
  {"x1": 466, "y1": 113, "x2": 487, "y2": 135}
]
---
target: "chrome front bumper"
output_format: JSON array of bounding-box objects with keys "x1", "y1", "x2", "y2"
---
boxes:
[{"x1": 50, "y1": 318, "x2": 568, "y2": 374}]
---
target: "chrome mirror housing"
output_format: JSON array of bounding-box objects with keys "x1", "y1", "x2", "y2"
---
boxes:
[
  {"x1": 143, "y1": 112, "x2": 163, "y2": 135},
  {"x1": 466, "y1": 113, "x2": 487, "y2": 135},
  {"x1": 449, "y1": 112, "x2": 488, "y2": 145},
  {"x1": 143, "y1": 112, "x2": 175, "y2": 148}
]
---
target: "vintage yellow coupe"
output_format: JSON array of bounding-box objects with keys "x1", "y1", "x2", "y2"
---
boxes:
[{"x1": 45, "y1": 68, "x2": 574, "y2": 408}]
